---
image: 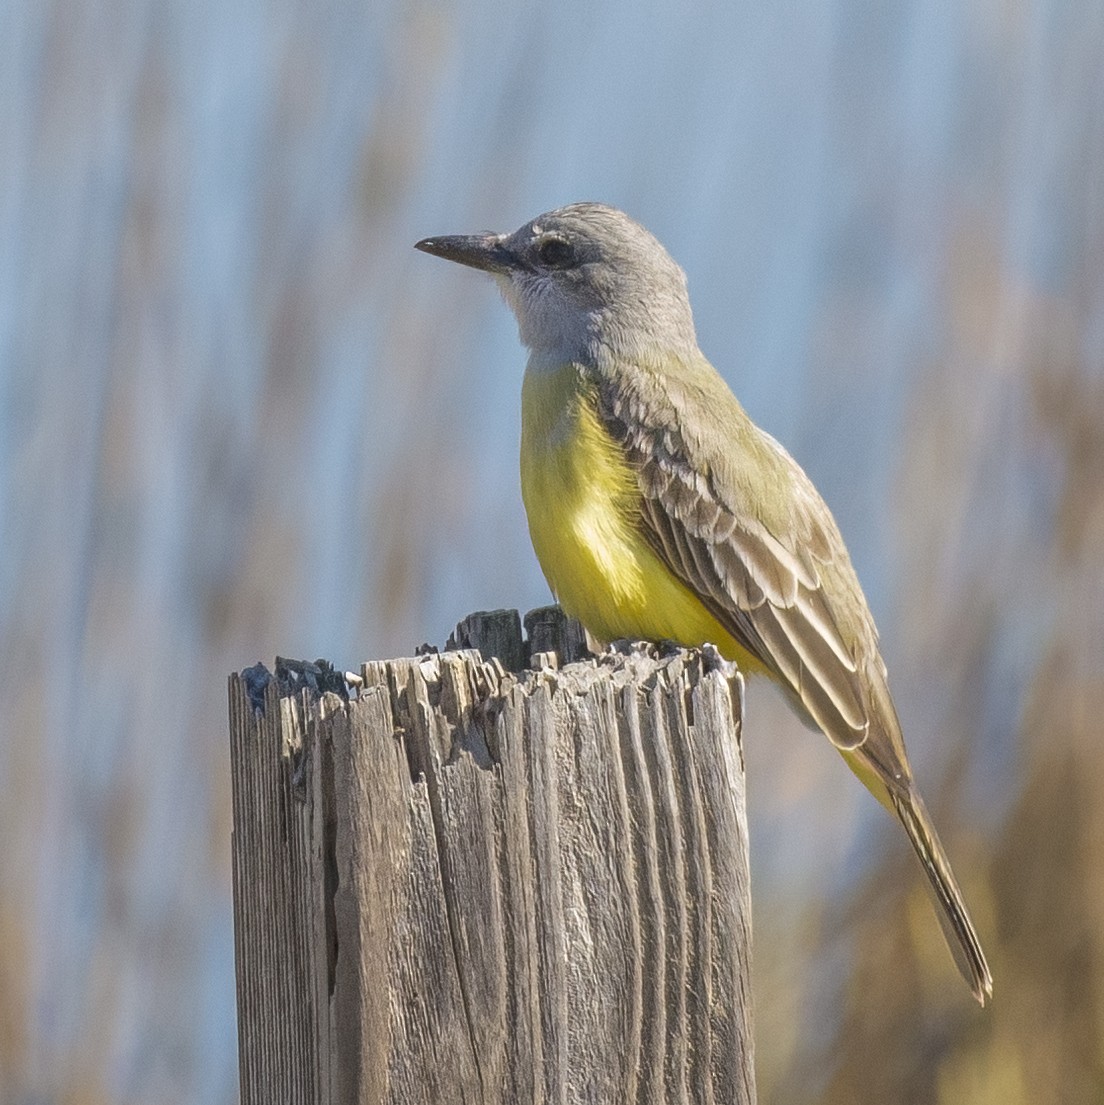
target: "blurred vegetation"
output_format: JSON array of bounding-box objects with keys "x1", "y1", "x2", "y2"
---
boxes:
[
  {"x1": 1, "y1": 0, "x2": 1102, "y2": 1102},
  {"x1": 771, "y1": 243, "x2": 1104, "y2": 1105}
]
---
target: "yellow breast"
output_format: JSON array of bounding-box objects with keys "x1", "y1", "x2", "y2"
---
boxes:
[{"x1": 519, "y1": 362, "x2": 755, "y2": 664}]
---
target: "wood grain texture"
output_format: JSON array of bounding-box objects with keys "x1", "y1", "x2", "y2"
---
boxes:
[{"x1": 229, "y1": 610, "x2": 754, "y2": 1105}]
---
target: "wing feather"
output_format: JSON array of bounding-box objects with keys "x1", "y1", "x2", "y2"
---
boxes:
[{"x1": 596, "y1": 365, "x2": 877, "y2": 752}]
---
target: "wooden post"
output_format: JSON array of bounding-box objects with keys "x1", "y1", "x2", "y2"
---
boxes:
[{"x1": 229, "y1": 607, "x2": 755, "y2": 1105}]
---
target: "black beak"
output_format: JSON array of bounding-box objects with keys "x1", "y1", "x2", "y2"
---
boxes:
[{"x1": 414, "y1": 233, "x2": 517, "y2": 274}]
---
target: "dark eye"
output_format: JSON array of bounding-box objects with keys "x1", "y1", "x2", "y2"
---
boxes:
[{"x1": 536, "y1": 236, "x2": 575, "y2": 268}]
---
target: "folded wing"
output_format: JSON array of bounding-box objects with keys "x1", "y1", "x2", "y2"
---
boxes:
[{"x1": 596, "y1": 364, "x2": 890, "y2": 758}]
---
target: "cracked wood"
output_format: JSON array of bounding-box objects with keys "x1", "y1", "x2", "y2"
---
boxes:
[{"x1": 229, "y1": 608, "x2": 755, "y2": 1105}]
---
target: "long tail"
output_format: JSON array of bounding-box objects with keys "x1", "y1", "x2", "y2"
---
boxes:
[{"x1": 889, "y1": 787, "x2": 993, "y2": 1004}]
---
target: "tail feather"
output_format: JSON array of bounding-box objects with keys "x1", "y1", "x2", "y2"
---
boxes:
[{"x1": 889, "y1": 787, "x2": 993, "y2": 1005}]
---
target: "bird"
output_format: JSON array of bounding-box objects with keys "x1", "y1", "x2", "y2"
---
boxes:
[{"x1": 415, "y1": 202, "x2": 992, "y2": 1004}]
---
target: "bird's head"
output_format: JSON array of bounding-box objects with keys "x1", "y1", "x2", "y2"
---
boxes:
[{"x1": 416, "y1": 203, "x2": 697, "y2": 365}]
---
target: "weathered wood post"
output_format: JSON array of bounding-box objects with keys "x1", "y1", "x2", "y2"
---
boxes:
[{"x1": 228, "y1": 607, "x2": 755, "y2": 1104}]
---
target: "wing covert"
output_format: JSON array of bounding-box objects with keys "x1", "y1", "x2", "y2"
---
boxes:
[{"x1": 596, "y1": 364, "x2": 880, "y2": 752}]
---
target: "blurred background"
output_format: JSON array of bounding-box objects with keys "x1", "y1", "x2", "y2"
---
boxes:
[{"x1": 2, "y1": 0, "x2": 1102, "y2": 1101}]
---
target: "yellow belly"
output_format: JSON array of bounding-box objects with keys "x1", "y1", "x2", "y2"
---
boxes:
[{"x1": 519, "y1": 363, "x2": 764, "y2": 672}]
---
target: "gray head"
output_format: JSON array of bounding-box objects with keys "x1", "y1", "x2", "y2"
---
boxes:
[{"x1": 415, "y1": 203, "x2": 698, "y2": 365}]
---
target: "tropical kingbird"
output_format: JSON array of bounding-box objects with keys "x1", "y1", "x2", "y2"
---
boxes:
[{"x1": 415, "y1": 202, "x2": 992, "y2": 1003}]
